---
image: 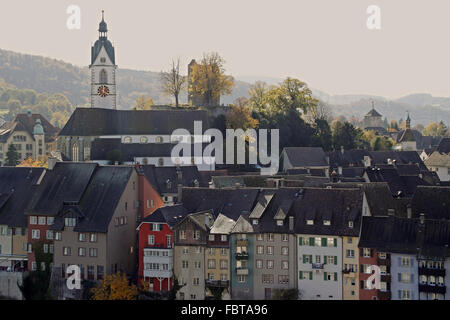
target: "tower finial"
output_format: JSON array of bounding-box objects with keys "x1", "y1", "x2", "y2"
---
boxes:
[
  {"x1": 102, "y1": 10, "x2": 104, "y2": 21},
  {"x1": 371, "y1": 100, "x2": 375, "y2": 110}
]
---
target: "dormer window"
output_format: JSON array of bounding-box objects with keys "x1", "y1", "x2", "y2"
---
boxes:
[
  {"x1": 348, "y1": 221, "x2": 354, "y2": 228},
  {"x1": 323, "y1": 220, "x2": 331, "y2": 226},
  {"x1": 276, "y1": 220, "x2": 283, "y2": 226},
  {"x1": 140, "y1": 136, "x2": 148, "y2": 144},
  {"x1": 166, "y1": 179, "x2": 172, "y2": 190},
  {"x1": 156, "y1": 136, "x2": 163, "y2": 143},
  {"x1": 64, "y1": 217, "x2": 77, "y2": 227},
  {"x1": 252, "y1": 219, "x2": 258, "y2": 225},
  {"x1": 124, "y1": 136, "x2": 132, "y2": 144},
  {"x1": 306, "y1": 220, "x2": 314, "y2": 225}
]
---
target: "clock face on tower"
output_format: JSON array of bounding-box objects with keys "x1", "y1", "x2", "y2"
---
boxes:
[{"x1": 97, "y1": 85, "x2": 110, "y2": 97}]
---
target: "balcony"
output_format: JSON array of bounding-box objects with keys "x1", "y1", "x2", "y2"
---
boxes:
[
  {"x1": 377, "y1": 290, "x2": 391, "y2": 300},
  {"x1": 419, "y1": 284, "x2": 446, "y2": 294},
  {"x1": 236, "y1": 268, "x2": 249, "y2": 275},
  {"x1": 235, "y1": 252, "x2": 249, "y2": 260},
  {"x1": 205, "y1": 280, "x2": 229, "y2": 288},
  {"x1": 143, "y1": 270, "x2": 173, "y2": 279},
  {"x1": 418, "y1": 267, "x2": 446, "y2": 277},
  {"x1": 312, "y1": 263, "x2": 324, "y2": 270}
]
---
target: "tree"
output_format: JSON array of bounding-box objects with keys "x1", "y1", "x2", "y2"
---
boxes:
[
  {"x1": 248, "y1": 81, "x2": 269, "y2": 112},
  {"x1": 91, "y1": 272, "x2": 138, "y2": 300},
  {"x1": 5, "y1": 144, "x2": 20, "y2": 166},
  {"x1": 17, "y1": 157, "x2": 48, "y2": 168},
  {"x1": 271, "y1": 288, "x2": 298, "y2": 300},
  {"x1": 331, "y1": 121, "x2": 364, "y2": 150},
  {"x1": 161, "y1": 59, "x2": 186, "y2": 107},
  {"x1": 422, "y1": 121, "x2": 448, "y2": 136},
  {"x1": 188, "y1": 52, "x2": 234, "y2": 106},
  {"x1": 312, "y1": 119, "x2": 333, "y2": 151},
  {"x1": 134, "y1": 95, "x2": 154, "y2": 110},
  {"x1": 226, "y1": 97, "x2": 259, "y2": 130}
]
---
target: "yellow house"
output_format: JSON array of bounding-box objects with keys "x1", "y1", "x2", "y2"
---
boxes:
[{"x1": 342, "y1": 235, "x2": 360, "y2": 300}]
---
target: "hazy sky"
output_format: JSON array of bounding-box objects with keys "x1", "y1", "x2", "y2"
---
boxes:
[{"x1": 1, "y1": 0, "x2": 450, "y2": 98}]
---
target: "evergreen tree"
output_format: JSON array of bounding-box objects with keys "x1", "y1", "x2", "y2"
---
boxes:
[{"x1": 5, "y1": 144, "x2": 20, "y2": 166}]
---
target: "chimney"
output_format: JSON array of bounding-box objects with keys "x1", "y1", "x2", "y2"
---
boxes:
[
  {"x1": 363, "y1": 156, "x2": 371, "y2": 168},
  {"x1": 338, "y1": 166, "x2": 343, "y2": 175},
  {"x1": 289, "y1": 216, "x2": 294, "y2": 231},
  {"x1": 419, "y1": 213, "x2": 425, "y2": 225},
  {"x1": 177, "y1": 184, "x2": 183, "y2": 204},
  {"x1": 47, "y1": 157, "x2": 58, "y2": 170},
  {"x1": 177, "y1": 167, "x2": 182, "y2": 181},
  {"x1": 407, "y1": 205, "x2": 412, "y2": 219},
  {"x1": 340, "y1": 145, "x2": 344, "y2": 155}
]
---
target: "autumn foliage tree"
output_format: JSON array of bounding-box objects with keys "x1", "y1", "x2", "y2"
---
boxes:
[
  {"x1": 226, "y1": 97, "x2": 259, "y2": 130},
  {"x1": 134, "y1": 95, "x2": 154, "y2": 110},
  {"x1": 91, "y1": 272, "x2": 138, "y2": 300},
  {"x1": 18, "y1": 157, "x2": 48, "y2": 168},
  {"x1": 161, "y1": 58, "x2": 186, "y2": 107},
  {"x1": 188, "y1": 52, "x2": 234, "y2": 106}
]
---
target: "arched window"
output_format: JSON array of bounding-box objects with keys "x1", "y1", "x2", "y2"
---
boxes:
[
  {"x1": 158, "y1": 158, "x2": 164, "y2": 166},
  {"x1": 142, "y1": 158, "x2": 148, "y2": 165},
  {"x1": 124, "y1": 136, "x2": 132, "y2": 144},
  {"x1": 156, "y1": 136, "x2": 163, "y2": 143},
  {"x1": 72, "y1": 144, "x2": 79, "y2": 162},
  {"x1": 100, "y1": 69, "x2": 108, "y2": 84},
  {"x1": 140, "y1": 136, "x2": 148, "y2": 144}
]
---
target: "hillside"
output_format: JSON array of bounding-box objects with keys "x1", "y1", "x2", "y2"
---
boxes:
[{"x1": 0, "y1": 48, "x2": 449, "y2": 125}]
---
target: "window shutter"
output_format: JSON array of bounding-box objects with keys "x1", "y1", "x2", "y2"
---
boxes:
[
  {"x1": 360, "y1": 280, "x2": 364, "y2": 289},
  {"x1": 324, "y1": 272, "x2": 327, "y2": 281},
  {"x1": 303, "y1": 255, "x2": 306, "y2": 264},
  {"x1": 360, "y1": 248, "x2": 364, "y2": 256},
  {"x1": 299, "y1": 271, "x2": 303, "y2": 279},
  {"x1": 360, "y1": 264, "x2": 364, "y2": 273},
  {"x1": 398, "y1": 290, "x2": 401, "y2": 299},
  {"x1": 410, "y1": 259, "x2": 414, "y2": 267},
  {"x1": 321, "y1": 238, "x2": 327, "y2": 247},
  {"x1": 309, "y1": 237, "x2": 314, "y2": 246},
  {"x1": 370, "y1": 249, "x2": 373, "y2": 257},
  {"x1": 299, "y1": 237, "x2": 303, "y2": 246},
  {"x1": 309, "y1": 272, "x2": 313, "y2": 280},
  {"x1": 309, "y1": 255, "x2": 312, "y2": 263},
  {"x1": 398, "y1": 257, "x2": 402, "y2": 266},
  {"x1": 398, "y1": 273, "x2": 402, "y2": 282},
  {"x1": 334, "y1": 272, "x2": 338, "y2": 281},
  {"x1": 334, "y1": 256, "x2": 338, "y2": 265},
  {"x1": 323, "y1": 256, "x2": 327, "y2": 265},
  {"x1": 334, "y1": 238, "x2": 337, "y2": 247}
]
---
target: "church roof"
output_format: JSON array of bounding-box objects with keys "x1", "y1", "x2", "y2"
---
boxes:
[
  {"x1": 91, "y1": 38, "x2": 115, "y2": 65},
  {"x1": 59, "y1": 107, "x2": 210, "y2": 136},
  {"x1": 365, "y1": 108, "x2": 382, "y2": 117},
  {"x1": 399, "y1": 128, "x2": 416, "y2": 142}
]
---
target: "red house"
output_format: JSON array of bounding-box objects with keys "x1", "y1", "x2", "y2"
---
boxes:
[{"x1": 137, "y1": 205, "x2": 188, "y2": 292}]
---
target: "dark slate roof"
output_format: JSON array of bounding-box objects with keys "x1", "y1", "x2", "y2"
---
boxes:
[
  {"x1": 0, "y1": 167, "x2": 45, "y2": 227},
  {"x1": 365, "y1": 108, "x2": 382, "y2": 117},
  {"x1": 368, "y1": 151, "x2": 427, "y2": 171},
  {"x1": 139, "y1": 165, "x2": 208, "y2": 194},
  {"x1": 0, "y1": 113, "x2": 59, "y2": 143},
  {"x1": 327, "y1": 149, "x2": 370, "y2": 168},
  {"x1": 72, "y1": 166, "x2": 134, "y2": 232},
  {"x1": 283, "y1": 147, "x2": 328, "y2": 167},
  {"x1": 359, "y1": 216, "x2": 450, "y2": 257},
  {"x1": 91, "y1": 37, "x2": 115, "y2": 65},
  {"x1": 411, "y1": 186, "x2": 450, "y2": 220},
  {"x1": 436, "y1": 138, "x2": 450, "y2": 154},
  {"x1": 341, "y1": 167, "x2": 365, "y2": 178},
  {"x1": 90, "y1": 138, "x2": 210, "y2": 162},
  {"x1": 141, "y1": 204, "x2": 189, "y2": 228},
  {"x1": 26, "y1": 163, "x2": 98, "y2": 216},
  {"x1": 364, "y1": 166, "x2": 430, "y2": 197},
  {"x1": 361, "y1": 183, "x2": 410, "y2": 217},
  {"x1": 292, "y1": 188, "x2": 363, "y2": 236},
  {"x1": 181, "y1": 187, "x2": 259, "y2": 221},
  {"x1": 59, "y1": 108, "x2": 210, "y2": 136}
]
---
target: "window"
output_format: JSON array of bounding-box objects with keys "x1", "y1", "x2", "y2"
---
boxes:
[
  {"x1": 31, "y1": 229, "x2": 40, "y2": 239},
  {"x1": 158, "y1": 158, "x2": 164, "y2": 166},
  {"x1": 90, "y1": 233, "x2": 97, "y2": 242},
  {"x1": 267, "y1": 260, "x2": 274, "y2": 269},
  {"x1": 182, "y1": 261, "x2": 188, "y2": 269},
  {"x1": 167, "y1": 235, "x2": 172, "y2": 248},
  {"x1": 148, "y1": 235, "x2": 155, "y2": 245},
  {"x1": 65, "y1": 217, "x2": 77, "y2": 227},
  {"x1": 281, "y1": 234, "x2": 288, "y2": 241},
  {"x1": 30, "y1": 216, "x2": 37, "y2": 225},
  {"x1": 194, "y1": 261, "x2": 201, "y2": 269},
  {"x1": 279, "y1": 275, "x2": 289, "y2": 284},
  {"x1": 208, "y1": 235, "x2": 215, "y2": 241},
  {"x1": 78, "y1": 233, "x2": 86, "y2": 242},
  {"x1": 257, "y1": 234, "x2": 264, "y2": 241},
  {"x1": 276, "y1": 220, "x2": 283, "y2": 226},
  {"x1": 363, "y1": 248, "x2": 372, "y2": 258},
  {"x1": 208, "y1": 260, "x2": 216, "y2": 269},
  {"x1": 89, "y1": 248, "x2": 98, "y2": 257},
  {"x1": 400, "y1": 290, "x2": 411, "y2": 300},
  {"x1": 63, "y1": 247, "x2": 71, "y2": 256},
  {"x1": 348, "y1": 221, "x2": 354, "y2": 228},
  {"x1": 347, "y1": 237, "x2": 353, "y2": 244},
  {"x1": 399, "y1": 272, "x2": 411, "y2": 283},
  {"x1": 100, "y1": 69, "x2": 108, "y2": 84},
  {"x1": 281, "y1": 247, "x2": 289, "y2": 255},
  {"x1": 47, "y1": 217, "x2": 54, "y2": 225},
  {"x1": 220, "y1": 260, "x2": 227, "y2": 269},
  {"x1": 257, "y1": 245, "x2": 264, "y2": 255},
  {"x1": 327, "y1": 237, "x2": 335, "y2": 247},
  {"x1": 55, "y1": 232, "x2": 62, "y2": 241},
  {"x1": 378, "y1": 252, "x2": 387, "y2": 259},
  {"x1": 43, "y1": 244, "x2": 49, "y2": 253},
  {"x1": 323, "y1": 220, "x2": 331, "y2": 226},
  {"x1": 97, "y1": 266, "x2": 104, "y2": 280},
  {"x1": 193, "y1": 230, "x2": 201, "y2": 240},
  {"x1": 221, "y1": 235, "x2": 227, "y2": 242},
  {"x1": 306, "y1": 220, "x2": 314, "y2": 225},
  {"x1": 267, "y1": 233, "x2": 274, "y2": 241},
  {"x1": 182, "y1": 247, "x2": 189, "y2": 254},
  {"x1": 179, "y1": 230, "x2": 186, "y2": 240},
  {"x1": 140, "y1": 136, "x2": 148, "y2": 144},
  {"x1": 220, "y1": 248, "x2": 227, "y2": 255},
  {"x1": 267, "y1": 246, "x2": 274, "y2": 255},
  {"x1": 400, "y1": 256, "x2": 411, "y2": 267},
  {"x1": 38, "y1": 217, "x2": 46, "y2": 225},
  {"x1": 124, "y1": 136, "x2": 132, "y2": 144},
  {"x1": 346, "y1": 250, "x2": 355, "y2": 258},
  {"x1": 315, "y1": 237, "x2": 322, "y2": 247},
  {"x1": 208, "y1": 248, "x2": 215, "y2": 255},
  {"x1": 46, "y1": 230, "x2": 54, "y2": 240},
  {"x1": 237, "y1": 275, "x2": 246, "y2": 283},
  {"x1": 262, "y1": 274, "x2": 274, "y2": 284},
  {"x1": 252, "y1": 219, "x2": 258, "y2": 225},
  {"x1": 78, "y1": 247, "x2": 86, "y2": 256},
  {"x1": 88, "y1": 266, "x2": 95, "y2": 280},
  {"x1": 256, "y1": 260, "x2": 263, "y2": 269},
  {"x1": 281, "y1": 261, "x2": 289, "y2": 270}
]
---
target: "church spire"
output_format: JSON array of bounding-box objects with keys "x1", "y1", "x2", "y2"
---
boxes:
[
  {"x1": 406, "y1": 111, "x2": 411, "y2": 129},
  {"x1": 98, "y1": 10, "x2": 108, "y2": 38}
]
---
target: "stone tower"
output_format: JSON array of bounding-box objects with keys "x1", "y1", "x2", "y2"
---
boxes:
[{"x1": 90, "y1": 11, "x2": 117, "y2": 109}]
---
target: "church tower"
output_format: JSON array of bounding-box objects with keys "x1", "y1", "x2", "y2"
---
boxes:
[{"x1": 90, "y1": 11, "x2": 117, "y2": 109}]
